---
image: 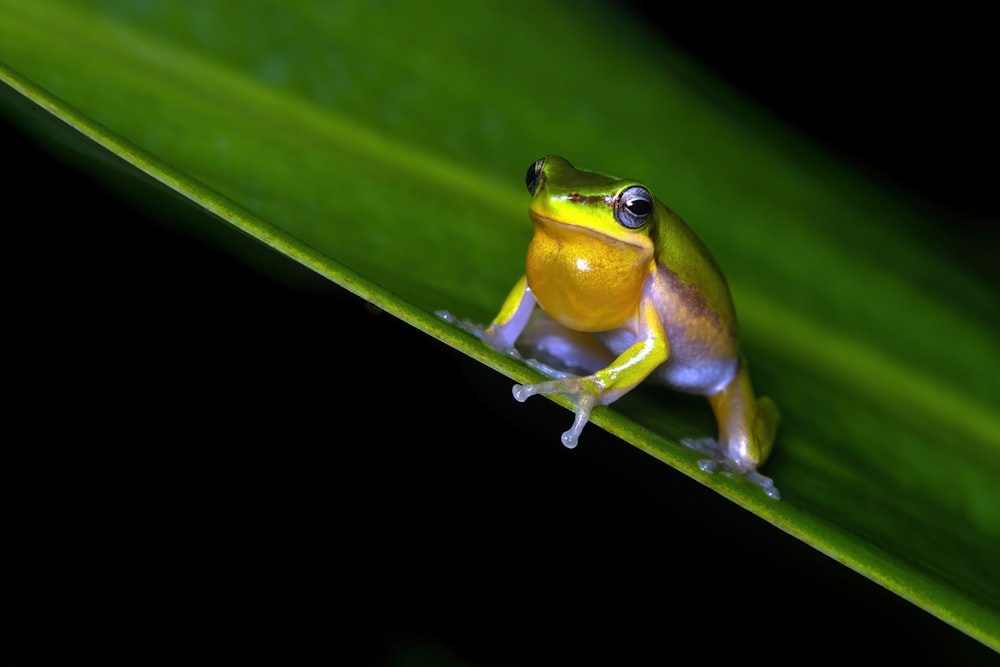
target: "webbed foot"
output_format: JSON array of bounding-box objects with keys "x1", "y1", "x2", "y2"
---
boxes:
[
  {"x1": 513, "y1": 377, "x2": 599, "y2": 449},
  {"x1": 680, "y1": 437, "x2": 781, "y2": 500}
]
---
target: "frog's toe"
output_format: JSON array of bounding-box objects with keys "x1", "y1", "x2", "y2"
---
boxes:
[
  {"x1": 681, "y1": 436, "x2": 721, "y2": 457},
  {"x1": 435, "y1": 309, "x2": 485, "y2": 339},
  {"x1": 683, "y1": 438, "x2": 780, "y2": 498},
  {"x1": 697, "y1": 457, "x2": 721, "y2": 473},
  {"x1": 512, "y1": 379, "x2": 597, "y2": 449},
  {"x1": 512, "y1": 377, "x2": 577, "y2": 402},
  {"x1": 437, "y1": 309, "x2": 521, "y2": 356},
  {"x1": 435, "y1": 309, "x2": 465, "y2": 327},
  {"x1": 694, "y1": 454, "x2": 781, "y2": 499},
  {"x1": 558, "y1": 392, "x2": 597, "y2": 449},
  {"x1": 747, "y1": 470, "x2": 781, "y2": 500},
  {"x1": 513, "y1": 380, "x2": 554, "y2": 403}
]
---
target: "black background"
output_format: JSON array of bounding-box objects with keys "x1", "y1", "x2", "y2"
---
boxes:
[{"x1": 3, "y1": 7, "x2": 997, "y2": 666}]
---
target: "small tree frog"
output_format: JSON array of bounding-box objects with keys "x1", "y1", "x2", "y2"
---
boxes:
[{"x1": 438, "y1": 156, "x2": 781, "y2": 498}]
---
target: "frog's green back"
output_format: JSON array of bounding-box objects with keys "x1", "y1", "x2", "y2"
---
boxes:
[{"x1": 652, "y1": 202, "x2": 739, "y2": 336}]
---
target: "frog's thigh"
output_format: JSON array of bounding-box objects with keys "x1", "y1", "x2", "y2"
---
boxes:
[{"x1": 519, "y1": 310, "x2": 615, "y2": 375}]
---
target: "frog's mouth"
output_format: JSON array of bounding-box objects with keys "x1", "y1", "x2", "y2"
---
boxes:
[{"x1": 529, "y1": 211, "x2": 650, "y2": 252}]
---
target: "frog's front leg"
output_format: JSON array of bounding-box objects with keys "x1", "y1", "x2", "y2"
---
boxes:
[
  {"x1": 513, "y1": 298, "x2": 668, "y2": 449},
  {"x1": 437, "y1": 276, "x2": 535, "y2": 357},
  {"x1": 683, "y1": 356, "x2": 782, "y2": 499},
  {"x1": 439, "y1": 279, "x2": 613, "y2": 378}
]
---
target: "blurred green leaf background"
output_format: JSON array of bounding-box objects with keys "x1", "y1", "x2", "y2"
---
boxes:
[{"x1": 2, "y1": 1, "x2": 997, "y2": 663}]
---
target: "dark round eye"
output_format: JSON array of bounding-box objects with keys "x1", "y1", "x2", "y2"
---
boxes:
[
  {"x1": 525, "y1": 157, "x2": 545, "y2": 195},
  {"x1": 615, "y1": 186, "x2": 654, "y2": 229}
]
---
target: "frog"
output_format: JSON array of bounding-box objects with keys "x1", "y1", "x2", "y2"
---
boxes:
[{"x1": 438, "y1": 156, "x2": 781, "y2": 498}]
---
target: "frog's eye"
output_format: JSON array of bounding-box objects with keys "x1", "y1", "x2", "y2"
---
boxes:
[
  {"x1": 525, "y1": 157, "x2": 546, "y2": 196},
  {"x1": 615, "y1": 186, "x2": 653, "y2": 229}
]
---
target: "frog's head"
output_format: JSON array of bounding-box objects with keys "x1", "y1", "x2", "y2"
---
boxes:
[
  {"x1": 523, "y1": 156, "x2": 659, "y2": 332},
  {"x1": 525, "y1": 155, "x2": 657, "y2": 254}
]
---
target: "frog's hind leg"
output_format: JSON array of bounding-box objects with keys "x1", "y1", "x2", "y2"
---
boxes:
[{"x1": 682, "y1": 357, "x2": 781, "y2": 499}]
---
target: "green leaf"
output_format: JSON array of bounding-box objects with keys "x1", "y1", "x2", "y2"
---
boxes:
[{"x1": 2, "y1": 0, "x2": 997, "y2": 657}]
